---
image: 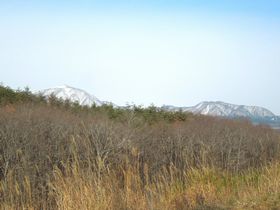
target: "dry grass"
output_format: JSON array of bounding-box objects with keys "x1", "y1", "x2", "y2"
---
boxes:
[
  {"x1": 49, "y1": 162, "x2": 280, "y2": 210},
  {"x1": 3, "y1": 158, "x2": 280, "y2": 210}
]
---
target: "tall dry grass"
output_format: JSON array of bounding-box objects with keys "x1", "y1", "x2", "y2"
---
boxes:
[{"x1": 3, "y1": 155, "x2": 280, "y2": 210}]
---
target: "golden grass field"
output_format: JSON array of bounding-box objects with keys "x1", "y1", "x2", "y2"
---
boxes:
[{"x1": 2, "y1": 157, "x2": 280, "y2": 209}]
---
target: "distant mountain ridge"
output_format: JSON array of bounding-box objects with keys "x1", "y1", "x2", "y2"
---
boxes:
[
  {"x1": 162, "y1": 101, "x2": 280, "y2": 129},
  {"x1": 162, "y1": 101, "x2": 275, "y2": 118}
]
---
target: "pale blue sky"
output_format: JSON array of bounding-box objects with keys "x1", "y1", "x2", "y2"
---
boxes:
[{"x1": 0, "y1": 1, "x2": 280, "y2": 114}]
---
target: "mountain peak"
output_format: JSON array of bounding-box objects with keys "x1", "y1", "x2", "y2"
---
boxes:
[{"x1": 39, "y1": 85, "x2": 103, "y2": 106}]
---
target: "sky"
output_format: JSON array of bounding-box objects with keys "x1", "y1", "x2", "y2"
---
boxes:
[{"x1": 0, "y1": 0, "x2": 280, "y2": 114}]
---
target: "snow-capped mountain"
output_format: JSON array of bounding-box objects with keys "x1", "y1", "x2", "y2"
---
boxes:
[
  {"x1": 38, "y1": 85, "x2": 103, "y2": 106},
  {"x1": 163, "y1": 101, "x2": 280, "y2": 128},
  {"x1": 162, "y1": 101, "x2": 276, "y2": 119}
]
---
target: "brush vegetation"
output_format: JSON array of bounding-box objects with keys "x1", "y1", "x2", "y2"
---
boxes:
[{"x1": 0, "y1": 85, "x2": 280, "y2": 209}]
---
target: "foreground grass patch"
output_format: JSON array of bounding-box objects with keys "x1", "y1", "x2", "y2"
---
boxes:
[{"x1": 37, "y1": 162, "x2": 280, "y2": 210}]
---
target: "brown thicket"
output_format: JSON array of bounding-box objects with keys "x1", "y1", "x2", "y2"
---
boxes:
[{"x1": 0, "y1": 101, "x2": 280, "y2": 209}]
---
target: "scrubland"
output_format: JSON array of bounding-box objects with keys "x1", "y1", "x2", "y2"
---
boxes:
[{"x1": 1, "y1": 85, "x2": 280, "y2": 209}]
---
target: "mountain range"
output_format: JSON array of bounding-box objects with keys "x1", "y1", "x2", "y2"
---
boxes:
[{"x1": 37, "y1": 85, "x2": 280, "y2": 129}]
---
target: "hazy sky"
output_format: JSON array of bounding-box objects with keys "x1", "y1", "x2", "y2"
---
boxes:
[{"x1": 0, "y1": 0, "x2": 280, "y2": 114}]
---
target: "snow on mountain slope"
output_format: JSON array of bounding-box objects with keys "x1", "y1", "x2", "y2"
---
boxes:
[
  {"x1": 38, "y1": 85, "x2": 103, "y2": 106},
  {"x1": 162, "y1": 101, "x2": 275, "y2": 118}
]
